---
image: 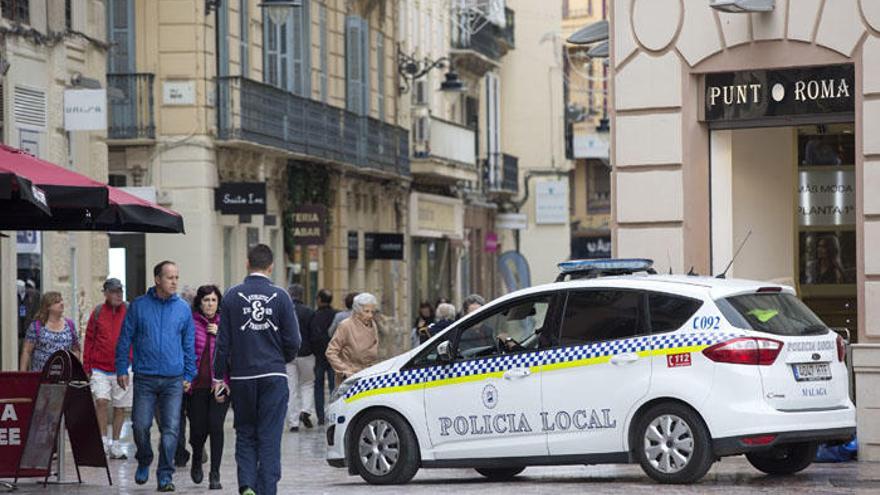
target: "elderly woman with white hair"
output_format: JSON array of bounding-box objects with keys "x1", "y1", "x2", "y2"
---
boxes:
[{"x1": 326, "y1": 293, "x2": 380, "y2": 384}]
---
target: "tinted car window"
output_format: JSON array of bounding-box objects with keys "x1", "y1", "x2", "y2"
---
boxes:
[
  {"x1": 560, "y1": 290, "x2": 643, "y2": 346},
  {"x1": 718, "y1": 293, "x2": 828, "y2": 336},
  {"x1": 457, "y1": 296, "x2": 552, "y2": 359},
  {"x1": 649, "y1": 293, "x2": 703, "y2": 333}
]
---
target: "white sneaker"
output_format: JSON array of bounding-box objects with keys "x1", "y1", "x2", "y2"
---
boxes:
[
  {"x1": 109, "y1": 441, "x2": 127, "y2": 460},
  {"x1": 102, "y1": 436, "x2": 111, "y2": 454}
]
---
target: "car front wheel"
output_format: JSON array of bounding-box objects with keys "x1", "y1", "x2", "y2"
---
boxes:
[
  {"x1": 351, "y1": 410, "x2": 420, "y2": 485},
  {"x1": 634, "y1": 403, "x2": 714, "y2": 484},
  {"x1": 745, "y1": 442, "x2": 818, "y2": 475}
]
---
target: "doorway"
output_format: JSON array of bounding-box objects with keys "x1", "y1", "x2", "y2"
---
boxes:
[{"x1": 710, "y1": 123, "x2": 857, "y2": 337}]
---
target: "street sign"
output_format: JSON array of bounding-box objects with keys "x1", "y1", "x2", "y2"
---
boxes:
[{"x1": 496, "y1": 213, "x2": 527, "y2": 230}]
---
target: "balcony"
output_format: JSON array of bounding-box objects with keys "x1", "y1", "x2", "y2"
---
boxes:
[
  {"x1": 485, "y1": 152, "x2": 518, "y2": 195},
  {"x1": 450, "y1": 8, "x2": 515, "y2": 75},
  {"x1": 216, "y1": 76, "x2": 409, "y2": 177},
  {"x1": 411, "y1": 116, "x2": 478, "y2": 183},
  {"x1": 107, "y1": 73, "x2": 156, "y2": 141}
]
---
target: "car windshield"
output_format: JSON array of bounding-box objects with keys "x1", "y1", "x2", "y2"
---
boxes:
[{"x1": 717, "y1": 293, "x2": 828, "y2": 336}]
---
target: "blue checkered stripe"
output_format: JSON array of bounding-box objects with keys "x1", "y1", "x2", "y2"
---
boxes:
[{"x1": 344, "y1": 331, "x2": 742, "y2": 400}]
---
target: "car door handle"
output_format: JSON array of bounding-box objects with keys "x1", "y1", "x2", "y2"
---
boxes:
[
  {"x1": 610, "y1": 353, "x2": 639, "y2": 365},
  {"x1": 503, "y1": 367, "x2": 531, "y2": 380}
]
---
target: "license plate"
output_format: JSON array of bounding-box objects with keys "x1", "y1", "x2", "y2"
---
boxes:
[{"x1": 792, "y1": 363, "x2": 831, "y2": 382}]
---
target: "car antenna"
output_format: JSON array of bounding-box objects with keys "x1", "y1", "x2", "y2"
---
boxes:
[
  {"x1": 667, "y1": 250, "x2": 672, "y2": 275},
  {"x1": 716, "y1": 230, "x2": 752, "y2": 279}
]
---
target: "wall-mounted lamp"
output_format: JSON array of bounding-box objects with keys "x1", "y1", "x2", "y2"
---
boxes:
[
  {"x1": 258, "y1": 0, "x2": 302, "y2": 24},
  {"x1": 398, "y1": 49, "x2": 466, "y2": 94},
  {"x1": 205, "y1": 0, "x2": 222, "y2": 15}
]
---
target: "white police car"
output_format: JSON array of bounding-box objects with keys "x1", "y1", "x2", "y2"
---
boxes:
[{"x1": 325, "y1": 259, "x2": 856, "y2": 484}]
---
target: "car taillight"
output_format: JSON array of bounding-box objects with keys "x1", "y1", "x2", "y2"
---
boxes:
[
  {"x1": 836, "y1": 335, "x2": 846, "y2": 363},
  {"x1": 702, "y1": 337, "x2": 783, "y2": 365}
]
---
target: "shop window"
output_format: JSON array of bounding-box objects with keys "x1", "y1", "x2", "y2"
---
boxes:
[
  {"x1": 1, "y1": 0, "x2": 29, "y2": 24},
  {"x1": 560, "y1": 290, "x2": 643, "y2": 346},
  {"x1": 586, "y1": 160, "x2": 610, "y2": 214},
  {"x1": 247, "y1": 227, "x2": 260, "y2": 248}
]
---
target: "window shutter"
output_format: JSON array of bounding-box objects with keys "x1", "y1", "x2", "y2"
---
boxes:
[
  {"x1": 107, "y1": 0, "x2": 134, "y2": 73},
  {"x1": 240, "y1": 0, "x2": 249, "y2": 76},
  {"x1": 264, "y1": 16, "x2": 280, "y2": 86},
  {"x1": 291, "y1": 1, "x2": 311, "y2": 97},
  {"x1": 360, "y1": 18, "x2": 370, "y2": 116},
  {"x1": 13, "y1": 86, "x2": 47, "y2": 130},
  {"x1": 319, "y1": 3, "x2": 328, "y2": 102},
  {"x1": 376, "y1": 32, "x2": 385, "y2": 121},
  {"x1": 345, "y1": 16, "x2": 362, "y2": 113}
]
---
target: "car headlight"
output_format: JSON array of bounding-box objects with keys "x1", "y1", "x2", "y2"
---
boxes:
[{"x1": 329, "y1": 377, "x2": 360, "y2": 404}]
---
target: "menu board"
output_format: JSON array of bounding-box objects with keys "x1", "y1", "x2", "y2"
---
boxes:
[{"x1": 17, "y1": 384, "x2": 66, "y2": 470}]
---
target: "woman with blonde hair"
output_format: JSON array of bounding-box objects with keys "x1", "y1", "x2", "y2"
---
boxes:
[
  {"x1": 19, "y1": 291, "x2": 80, "y2": 372},
  {"x1": 326, "y1": 293, "x2": 379, "y2": 384}
]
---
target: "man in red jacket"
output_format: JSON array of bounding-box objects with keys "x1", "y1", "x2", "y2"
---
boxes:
[{"x1": 84, "y1": 278, "x2": 131, "y2": 459}]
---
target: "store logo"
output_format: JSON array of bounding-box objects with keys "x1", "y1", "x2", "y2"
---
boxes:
[
  {"x1": 793, "y1": 78, "x2": 850, "y2": 102},
  {"x1": 482, "y1": 384, "x2": 498, "y2": 409},
  {"x1": 771, "y1": 83, "x2": 785, "y2": 102}
]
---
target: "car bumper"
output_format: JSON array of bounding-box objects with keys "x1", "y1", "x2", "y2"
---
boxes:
[
  {"x1": 325, "y1": 400, "x2": 347, "y2": 467},
  {"x1": 713, "y1": 426, "x2": 856, "y2": 456}
]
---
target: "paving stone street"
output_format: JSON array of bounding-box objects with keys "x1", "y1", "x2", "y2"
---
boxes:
[{"x1": 4, "y1": 423, "x2": 878, "y2": 494}]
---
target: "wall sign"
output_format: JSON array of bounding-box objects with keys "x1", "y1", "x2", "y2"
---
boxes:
[
  {"x1": 290, "y1": 204, "x2": 326, "y2": 245},
  {"x1": 162, "y1": 81, "x2": 196, "y2": 105},
  {"x1": 704, "y1": 64, "x2": 854, "y2": 122},
  {"x1": 214, "y1": 182, "x2": 267, "y2": 215},
  {"x1": 535, "y1": 180, "x2": 568, "y2": 225},
  {"x1": 63, "y1": 89, "x2": 107, "y2": 131},
  {"x1": 365, "y1": 233, "x2": 404, "y2": 260},
  {"x1": 484, "y1": 232, "x2": 499, "y2": 253},
  {"x1": 798, "y1": 170, "x2": 855, "y2": 227}
]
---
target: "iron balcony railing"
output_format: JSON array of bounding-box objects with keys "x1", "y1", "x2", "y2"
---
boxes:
[
  {"x1": 217, "y1": 76, "x2": 410, "y2": 176},
  {"x1": 485, "y1": 152, "x2": 518, "y2": 194},
  {"x1": 412, "y1": 116, "x2": 477, "y2": 166},
  {"x1": 107, "y1": 73, "x2": 155, "y2": 140},
  {"x1": 451, "y1": 9, "x2": 514, "y2": 60}
]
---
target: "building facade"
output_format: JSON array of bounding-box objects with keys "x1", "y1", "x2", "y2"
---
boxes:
[
  {"x1": 609, "y1": 0, "x2": 880, "y2": 458},
  {"x1": 0, "y1": 0, "x2": 109, "y2": 369},
  {"x1": 563, "y1": 0, "x2": 611, "y2": 261}
]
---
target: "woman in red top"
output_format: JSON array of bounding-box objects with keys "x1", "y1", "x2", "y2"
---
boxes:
[{"x1": 187, "y1": 285, "x2": 229, "y2": 490}]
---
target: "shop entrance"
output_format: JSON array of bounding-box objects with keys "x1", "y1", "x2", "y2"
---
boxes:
[{"x1": 710, "y1": 123, "x2": 857, "y2": 338}]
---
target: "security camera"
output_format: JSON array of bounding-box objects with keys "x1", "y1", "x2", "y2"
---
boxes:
[{"x1": 710, "y1": 0, "x2": 774, "y2": 13}]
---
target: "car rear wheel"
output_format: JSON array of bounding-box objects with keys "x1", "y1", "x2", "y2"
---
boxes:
[
  {"x1": 634, "y1": 403, "x2": 714, "y2": 484},
  {"x1": 351, "y1": 410, "x2": 419, "y2": 485},
  {"x1": 475, "y1": 467, "x2": 525, "y2": 481},
  {"x1": 745, "y1": 441, "x2": 818, "y2": 475}
]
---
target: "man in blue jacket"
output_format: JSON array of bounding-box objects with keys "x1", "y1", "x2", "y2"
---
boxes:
[
  {"x1": 213, "y1": 244, "x2": 300, "y2": 495},
  {"x1": 115, "y1": 260, "x2": 196, "y2": 492}
]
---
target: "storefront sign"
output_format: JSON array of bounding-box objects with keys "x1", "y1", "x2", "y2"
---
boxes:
[
  {"x1": 496, "y1": 213, "x2": 527, "y2": 230},
  {"x1": 704, "y1": 64, "x2": 854, "y2": 123},
  {"x1": 484, "y1": 232, "x2": 499, "y2": 253},
  {"x1": 348, "y1": 231, "x2": 359, "y2": 260},
  {"x1": 798, "y1": 170, "x2": 855, "y2": 227},
  {"x1": 365, "y1": 233, "x2": 404, "y2": 260},
  {"x1": 535, "y1": 180, "x2": 568, "y2": 224},
  {"x1": 290, "y1": 204, "x2": 326, "y2": 245},
  {"x1": 410, "y1": 193, "x2": 464, "y2": 238},
  {"x1": 214, "y1": 182, "x2": 267, "y2": 215},
  {"x1": 571, "y1": 235, "x2": 612, "y2": 259},
  {"x1": 16, "y1": 231, "x2": 41, "y2": 255},
  {"x1": 63, "y1": 89, "x2": 107, "y2": 131}
]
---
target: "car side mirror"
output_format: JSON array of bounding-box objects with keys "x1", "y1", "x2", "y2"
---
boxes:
[{"x1": 437, "y1": 341, "x2": 453, "y2": 363}]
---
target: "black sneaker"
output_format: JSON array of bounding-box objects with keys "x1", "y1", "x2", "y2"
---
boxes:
[
  {"x1": 209, "y1": 471, "x2": 222, "y2": 490},
  {"x1": 190, "y1": 461, "x2": 203, "y2": 484},
  {"x1": 157, "y1": 482, "x2": 175, "y2": 492},
  {"x1": 289, "y1": 426, "x2": 299, "y2": 433},
  {"x1": 300, "y1": 411, "x2": 313, "y2": 429}
]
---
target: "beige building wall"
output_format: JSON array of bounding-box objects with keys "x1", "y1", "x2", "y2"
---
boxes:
[
  {"x1": 0, "y1": 1, "x2": 109, "y2": 369},
  {"x1": 502, "y1": 0, "x2": 571, "y2": 285},
  {"x1": 611, "y1": 0, "x2": 880, "y2": 460}
]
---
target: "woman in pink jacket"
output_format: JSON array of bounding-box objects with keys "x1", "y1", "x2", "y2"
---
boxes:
[{"x1": 187, "y1": 285, "x2": 228, "y2": 490}]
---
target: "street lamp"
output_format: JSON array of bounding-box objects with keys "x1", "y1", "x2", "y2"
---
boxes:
[
  {"x1": 258, "y1": 0, "x2": 302, "y2": 24},
  {"x1": 397, "y1": 50, "x2": 467, "y2": 94}
]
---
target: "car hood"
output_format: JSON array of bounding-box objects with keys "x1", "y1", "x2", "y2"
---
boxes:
[{"x1": 348, "y1": 349, "x2": 418, "y2": 380}]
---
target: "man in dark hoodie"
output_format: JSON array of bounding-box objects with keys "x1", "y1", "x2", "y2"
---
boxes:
[
  {"x1": 310, "y1": 289, "x2": 337, "y2": 425},
  {"x1": 213, "y1": 244, "x2": 300, "y2": 495},
  {"x1": 286, "y1": 284, "x2": 315, "y2": 431}
]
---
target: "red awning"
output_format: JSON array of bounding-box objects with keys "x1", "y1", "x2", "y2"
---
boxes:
[{"x1": 0, "y1": 144, "x2": 108, "y2": 208}]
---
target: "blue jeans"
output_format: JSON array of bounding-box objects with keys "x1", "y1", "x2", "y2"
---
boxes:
[
  {"x1": 314, "y1": 355, "x2": 335, "y2": 423},
  {"x1": 132, "y1": 374, "x2": 184, "y2": 485},
  {"x1": 231, "y1": 375, "x2": 289, "y2": 495}
]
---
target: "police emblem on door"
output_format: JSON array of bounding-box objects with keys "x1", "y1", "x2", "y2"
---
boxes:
[{"x1": 482, "y1": 384, "x2": 498, "y2": 409}]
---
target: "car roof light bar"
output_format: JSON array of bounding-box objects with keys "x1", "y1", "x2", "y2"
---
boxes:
[{"x1": 556, "y1": 258, "x2": 656, "y2": 281}]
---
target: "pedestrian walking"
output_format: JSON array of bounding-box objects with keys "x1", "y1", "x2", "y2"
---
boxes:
[
  {"x1": 325, "y1": 293, "x2": 379, "y2": 384},
  {"x1": 174, "y1": 286, "x2": 198, "y2": 467},
  {"x1": 412, "y1": 301, "x2": 435, "y2": 346},
  {"x1": 327, "y1": 292, "x2": 357, "y2": 339},
  {"x1": 187, "y1": 285, "x2": 229, "y2": 490},
  {"x1": 426, "y1": 303, "x2": 456, "y2": 340},
  {"x1": 310, "y1": 289, "x2": 337, "y2": 425},
  {"x1": 213, "y1": 244, "x2": 300, "y2": 495},
  {"x1": 83, "y1": 278, "x2": 131, "y2": 459},
  {"x1": 115, "y1": 261, "x2": 196, "y2": 492},
  {"x1": 19, "y1": 291, "x2": 80, "y2": 372},
  {"x1": 287, "y1": 284, "x2": 316, "y2": 432}
]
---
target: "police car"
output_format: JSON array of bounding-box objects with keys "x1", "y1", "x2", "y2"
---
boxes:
[{"x1": 325, "y1": 259, "x2": 856, "y2": 485}]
